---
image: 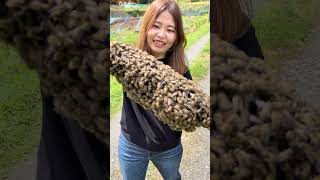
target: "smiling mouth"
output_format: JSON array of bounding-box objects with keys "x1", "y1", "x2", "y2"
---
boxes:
[{"x1": 153, "y1": 40, "x2": 166, "y2": 47}]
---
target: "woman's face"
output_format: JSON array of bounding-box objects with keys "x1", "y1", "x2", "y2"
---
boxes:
[{"x1": 147, "y1": 10, "x2": 177, "y2": 59}]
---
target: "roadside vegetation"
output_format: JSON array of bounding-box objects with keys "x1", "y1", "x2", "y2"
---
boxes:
[
  {"x1": 0, "y1": 44, "x2": 41, "y2": 179},
  {"x1": 253, "y1": 0, "x2": 320, "y2": 69}
]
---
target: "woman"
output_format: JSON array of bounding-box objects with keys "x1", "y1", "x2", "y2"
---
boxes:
[
  {"x1": 118, "y1": 0, "x2": 191, "y2": 179},
  {"x1": 212, "y1": 0, "x2": 264, "y2": 59}
]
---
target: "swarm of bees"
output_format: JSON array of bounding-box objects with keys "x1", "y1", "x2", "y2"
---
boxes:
[
  {"x1": 0, "y1": 0, "x2": 109, "y2": 145},
  {"x1": 110, "y1": 42, "x2": 210, "y2": 132},
  {"x1": 211, "y1": 34, "x2": 320, "y2": 180}
]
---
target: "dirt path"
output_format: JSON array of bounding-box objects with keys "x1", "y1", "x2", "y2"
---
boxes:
[
  {"x1": 5, "y1": 154, "x2": 37, "y2": 180},
  {"x1": 186, "y1": 33, "x2": 210, "y2": 64},
  {"x1": 110, "y1": 34, "x2": 210, "y2": 180}
]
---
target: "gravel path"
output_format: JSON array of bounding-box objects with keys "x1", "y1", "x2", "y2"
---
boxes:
[
  {"x1": 110, "y1": 34, "x2": 210, "y2": 180},
  {"x1": 284, "y1": 22, "x2": 320, "y2": 107},
  {"x1": 180, "y1": 72, "x2": 210, "y2": 180},
  {"x1": 186, "y1": 33, "x2": 210, "y2": 64},
  {"x1": 6, "y1": 153, "x2": 37, "y2": 180}
]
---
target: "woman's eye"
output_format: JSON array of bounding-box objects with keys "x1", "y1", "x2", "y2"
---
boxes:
[
  {"x1": 153, "y1": 24, "x2": 160, "y2": 28},
  {"x1": 168, "y1": 29, "x2": 175, "y2": 33}
]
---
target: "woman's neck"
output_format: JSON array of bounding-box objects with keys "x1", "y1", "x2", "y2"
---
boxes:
[{"x1": 154, "y1": 54, "x2": 165, "y2": 59}]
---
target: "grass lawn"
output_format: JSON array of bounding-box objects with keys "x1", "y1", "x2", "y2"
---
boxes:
[
  {"x1": 253, "y1": 0, "x2": 320, "y2": 69},
  {"x1": 0, "y1": 44, "x2": 41, "y2": 179}
]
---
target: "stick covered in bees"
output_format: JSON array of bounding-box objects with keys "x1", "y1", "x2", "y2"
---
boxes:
[
  {"x1": 110, "y1": 42, "x2": 210, "y2": 132},
  {"x1": 211, "y1": 34, "x2": 320, "y2": 180},
  {"x1": 0, "y1": 0, "x2": 109, "y2": 145}
]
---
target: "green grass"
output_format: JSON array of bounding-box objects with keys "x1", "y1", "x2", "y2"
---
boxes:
[
  {"x1": 0, "y1": 44, "x2": 41, "y2": 179},
  {"x1": 253, "y1": 0, "x2": 320, "y2": 68},
  {"x1": 110, "y1": 30, "x2": 139, "y2": 45},
  {"x1": 189, "y1": 41, "x2": 210, "y2": 81},
  {"x1": 110, "y1": 76, "x2": 123, "y2": 116}
]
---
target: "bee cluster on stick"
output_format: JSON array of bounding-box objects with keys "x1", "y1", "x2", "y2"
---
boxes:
[
  {"x1": 110, "y1": 42, "x2": 210, "y2": 132},
  {"x1": 211, "y1": 34, "x2": 320, "y2": 179},
  {"x1": 0, "y1": 0, "x2": 109, "y2": 145}
]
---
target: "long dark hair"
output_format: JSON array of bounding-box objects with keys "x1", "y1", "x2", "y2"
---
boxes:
[
  {"x1": 212, "y1": 0, "x2": 253, "y2": 42},
  {"x1": 138, "y1": 0, "x2": 187, "y2": 74}
]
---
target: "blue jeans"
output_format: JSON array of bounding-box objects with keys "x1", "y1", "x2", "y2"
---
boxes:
[{"x1": 118, "y1": 133, "x2": 183, "y2": 180}]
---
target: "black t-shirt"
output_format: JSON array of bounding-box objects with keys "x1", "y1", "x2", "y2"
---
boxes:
[
  {"x1": 37, "y1": 90, "x2": 108, "y2": 180},
  {"x1": 120, "y1": 58, "x2": 192, "y2": 151},
  {"x1": 233, "y1": 26, "x2": 264, "y2": 59}
]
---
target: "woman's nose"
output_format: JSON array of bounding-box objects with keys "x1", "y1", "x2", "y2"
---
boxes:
[{"x1": 156, "y1": 29, "x2": 166, "y2": 38}]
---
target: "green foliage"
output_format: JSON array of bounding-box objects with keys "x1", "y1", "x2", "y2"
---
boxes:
[
  {"x1": 125, "y1": 9, "x2": 145, "y2": 17},
  {"x1": 183, "y1": 14, "x2": 209, "y2": 34},
  {"x1": 179, "y1": 2, "x2": 209, "y2": 15},
  {"x1": 185, "y1": 22, "x2": 209, "y2": 49}
]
